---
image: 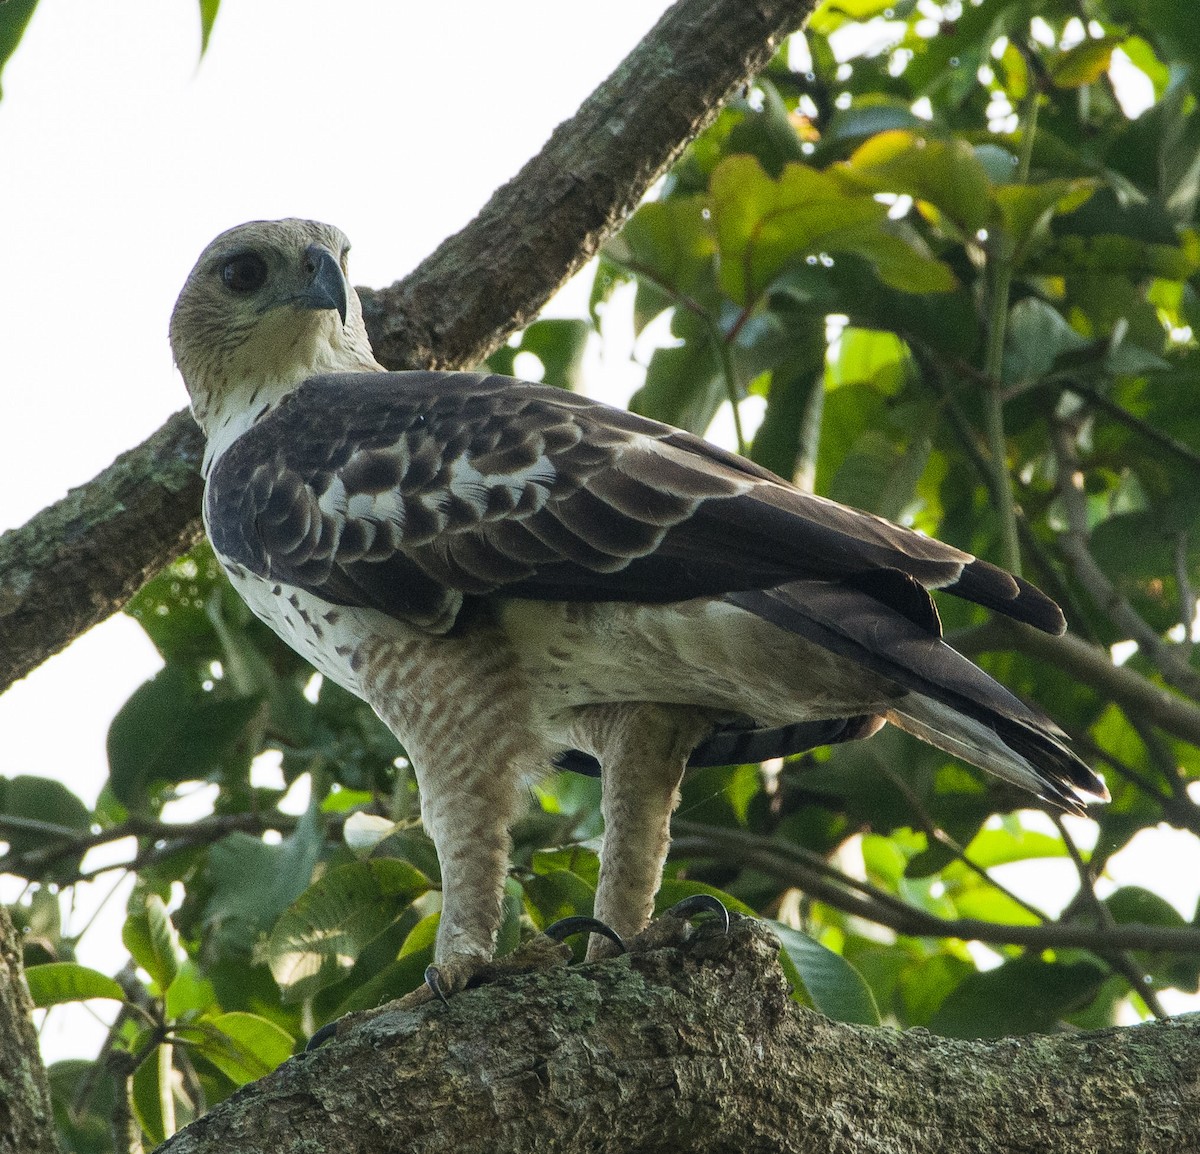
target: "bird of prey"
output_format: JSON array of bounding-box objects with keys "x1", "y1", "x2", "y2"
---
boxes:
[{"x1": 171, "y1": 218, "x2": 1107, "y2": 997}]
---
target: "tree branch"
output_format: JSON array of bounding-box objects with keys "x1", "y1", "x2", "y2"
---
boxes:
[
  {"x1": 1051, "y1": 419, "x2": 1200, "y2": 700},
  {"x1": 154, "y1": 919, "x2": 1200, "y2": 1154},
  {"x1": 671, "y1": 823, "x2": 1200, "y2": 955},
  {"x1": 0, "y1": 0, "x2": 816, "y2": 696},
  {"x1": 0, "y1": 906, "x2": 59, "y2": 1154},
  {"x1": 956, "y1": 620, "x2": 1200, "y2": 749},
  {"x1": 0, "y1": 811, "x2": 342, "y2": 882}
]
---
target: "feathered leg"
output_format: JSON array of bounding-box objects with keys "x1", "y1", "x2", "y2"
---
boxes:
[
  {"x1": 359, "y1": 629, "x2": 541, "y2": 991},
  {"x1": 569, "y1": 704, "x2": 713, "y2": 960}
]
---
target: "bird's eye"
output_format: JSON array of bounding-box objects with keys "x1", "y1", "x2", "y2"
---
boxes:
[{"x1": 221, "y1": 253, "x2": 269, "y2": 293}]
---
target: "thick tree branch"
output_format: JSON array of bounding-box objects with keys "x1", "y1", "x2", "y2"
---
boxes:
[
  {"x1": 0, "y1": 906, "x2": 59, "y2": 1154},
  {"x1": 155, "y1": 919, "x2": 1200, "y2": 1154},
  {"x1": 0, "y1": 0, "x2": 815, "y2": 696}
]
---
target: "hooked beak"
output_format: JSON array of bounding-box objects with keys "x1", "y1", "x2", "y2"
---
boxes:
[{"x1": 295, "y1": 243, "x2": 348, "y2": 326}]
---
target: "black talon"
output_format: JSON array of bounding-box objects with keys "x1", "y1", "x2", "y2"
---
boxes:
[
  {"x1": 306, "y1": 1021, "x2": 339, "y2": 1051},
  {"x1": 665, "y1": 893, "x2": 730, "y2": 935},
  {"x1": 424, "y1": 964, "x2": 450, "y2": 1005},
  {"x1": 543, "y1": 914, "x2": 627, "y2": 953}
]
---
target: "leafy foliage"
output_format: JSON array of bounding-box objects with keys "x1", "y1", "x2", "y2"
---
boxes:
[{"x1": 4, "y1": 0, "x2": 1200, "y2": 1146}]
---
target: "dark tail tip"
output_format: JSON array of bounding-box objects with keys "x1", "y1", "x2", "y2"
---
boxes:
[{"x1": 951, "y1": 560, "x2": 1067, "y2": 635}]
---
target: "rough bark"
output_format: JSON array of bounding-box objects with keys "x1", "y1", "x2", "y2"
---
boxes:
[
  {"x1": 154, "y1": 919, "x2": 1200, "y2": 1154},
  {"x1": 0, "y1": 0, "x2": 814, "y2": 695},
  {"x1": 0, "y1": 906, "x2": 60, "y2": 1154},
  {"x1": 0, "y1": 411, "x2": 206, "y2": 692}
]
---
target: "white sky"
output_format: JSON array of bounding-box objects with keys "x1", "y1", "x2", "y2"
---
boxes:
[
  {"x1": 0, "y1": 0, "x2": 1195, "y2": 1065},
  {"x1": 0, "y1": 0, "x2": 672, "y2": 1061},
  {"x1": 0, "y1": 0, "x2": 670, "y2": 795}
]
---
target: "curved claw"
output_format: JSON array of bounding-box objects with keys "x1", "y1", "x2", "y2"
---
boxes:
[
  {"x1": 306, "y1": 1021, "x2": 339, "y2": 1051},
  {"x1": 665, "y1": 893, "x2": 730, "y2": 936},
  {"x1": 424, "y1": 963, "x2": 451, "y2": 1005},
  {"x1": 543, "y1": 914, "x2": 627, "y2": 954}
]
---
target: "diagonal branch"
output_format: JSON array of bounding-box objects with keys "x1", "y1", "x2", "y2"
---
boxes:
[
  {"x1": 671, "y1": 822, "x2": 1200, "y2": 954},
  {"x1": 0, "y1": 0, "x2": 817, "y2": 696}
]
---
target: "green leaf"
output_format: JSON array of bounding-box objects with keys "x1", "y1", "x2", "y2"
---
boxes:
[
  {"x1": 992, "y1": 180, "x2": 1095, "y2": 263},
  {"x1": 522, "y1": 867, "x2": 596, "y2": 930},
  {"x1": 0, "y1": 774, "x2": 92, "y2": 866},
  {"x1": 1105, "y1": 885, "x2": 1186, "y2": 928},
  {"x1": 24, "y1": 962, "x2": 125, "y2": 1008},
  {"x1": 1002, "y1": 296, "x2": 1089, "y2": 387},
  {"x1": 123, "y1": 895, "x2": 181, "y2": 991},
  {"x1": 178, "y1": 1012, "x2": 294, "y2": 1084},
  {"x1": 1048, "y1": 37, "x2": 1121, "y2": 89},
  {"x1": 265, "y1": 858, "x2": 431, "y2": 1001},
  {"x1": 164, "y1": 961, "x2": 218, "y2": 1020},
  {"x1": 130, "y1": 1051, "x2": 167, "y2": 1147},
  {"x1": 486, "y1": 319, "x2": 591, "y2": 391},
  {"x1": 840, "y1": 129, "x2": 993, "y2": 234},
  {"x1": 629, "y1": 307, "x2": 724, "y2": 434},
  {"x1": 106, "y1": 663, "x2": 262, "y2": 808},
  {"x1": 0, "y1": 0, "x2": 37, "y2": 100},
  {"x1": 773, "y1": 923, "x2": 881, "y2": 1025},
  {"x1": 711, "y1": 155, "x2": 879, "y2": 303},
  {"x1": 604, "y1": 195, "x2": 717, "y2": 313},
  {"x1": 822, "y1": 101, "x2": 924, "y2": 149},
  {"x1": 47, "y1": 1060, "x2": 116, "y2": 1154},
  {"x1": 202, "y1": 814, "x2": 327, "y2": 950},
  {"x1": 198, "y1": 0, "x2": 219, "y2": 57},
  {"x1": 929, "y1": 956, "x2": 1107, "y2": 1038},
  {"x1": 959, "y1": 827, "x2": 1068, "y2": 868}
]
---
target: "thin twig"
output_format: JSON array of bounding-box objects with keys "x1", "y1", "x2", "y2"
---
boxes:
[
  {"x1": 671, "y1": 821, "x2": 1200, "y2": 954},
  {"x1": 1065, "y1": 380, "x2": 1200, "y2": 474},
  {"x1": 873, "y1": 761, "x2": 1048, "y2": 922},
  {"x1": 1052, "y1": 814, "x2": 1168, "y2": 1019},
  {"x1": 1051, "y1": 419, "x2": 1200, "y2": 700}
]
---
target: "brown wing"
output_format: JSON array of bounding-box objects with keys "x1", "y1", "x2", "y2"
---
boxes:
[{"x1": 205, "y1": 371, "x2": 1064, "y2": 633}]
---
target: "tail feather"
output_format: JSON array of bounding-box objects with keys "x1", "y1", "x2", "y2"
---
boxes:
[
  {"x1": 886, "y1": 699, "x2": 1106, "y2": 815},
  {"x1": 727, "y1": 581, "x2": 1108, "y2": 811}
]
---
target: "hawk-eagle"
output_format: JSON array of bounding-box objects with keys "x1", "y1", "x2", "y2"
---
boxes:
[{"x1": 170, "y1": 219, "x2": 1106, "y2": 997}]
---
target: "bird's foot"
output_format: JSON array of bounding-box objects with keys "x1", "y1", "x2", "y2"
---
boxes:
[
  {"x1": 307, "y1": 916, "x2": 624, "y2": 1047},
  {"x1": 586, "y1": 893, "x2": 731, "y2": 961},
  {"x1": 420, "y1": 916, "x2": 624, "y2": 1004},
  {"x1": 631, "y1": 893, "x2": 731, "y2": 953}
]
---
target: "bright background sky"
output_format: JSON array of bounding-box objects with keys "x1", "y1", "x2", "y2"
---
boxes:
[{"x1": 1, "y1": 0, "x2": 1196, "y2": 1064}]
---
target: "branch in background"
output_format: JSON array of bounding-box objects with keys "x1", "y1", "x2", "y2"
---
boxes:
[
  {"x1": 0, "y1": 811, "x2": 342, "y2": 885},
  {"x1": 957, "y1": 618, "x2": 1200, "y2": 749},
  {"x1": 1175, "y1": 530, "x2": 1196, "y2": 661},
  {"x1": 0, "y1": 0, "x2": 818, "y2": 696},
  {"x1": 1065, "y1": 379, "x2": 1200, "y2": 475},
  {"x1": 671, "y1": 822, "x2": 1200, "y2": 954},
  {"x1": 1051, "y1": 814, "x2": 1166, "y2": 1019},
  {"x1": 1051, "y1": 420, "x2": 1200, "y2": 701},
  {"x1": 872, "y1": 760, "x2": 1048, "y2": 923}
]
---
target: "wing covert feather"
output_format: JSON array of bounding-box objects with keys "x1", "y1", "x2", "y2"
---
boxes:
[{"x1": 205, "y1": 371, "x2": 1064, "y2": 632}]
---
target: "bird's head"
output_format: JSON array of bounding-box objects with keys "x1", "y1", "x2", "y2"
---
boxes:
[{"x1": 170, "y1": 219, "x2": 381, "y2": 440}]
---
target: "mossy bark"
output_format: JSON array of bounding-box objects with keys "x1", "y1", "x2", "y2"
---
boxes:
[
  {"x1": 156, "y1": 919, "x2": 1200, "y2": 1154},
  {"x1": 0, "y1": 906, "x2": 60, "y2": 1154}
]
